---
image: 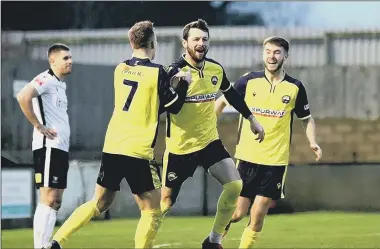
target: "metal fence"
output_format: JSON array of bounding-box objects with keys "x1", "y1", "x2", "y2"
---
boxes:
[{"x1": 3, "y1": 26, "x2": 380, "y2": 67}]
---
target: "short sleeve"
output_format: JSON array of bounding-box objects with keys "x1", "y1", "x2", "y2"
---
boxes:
[
  {"x1": 220, "y1": 68, "x2": 232, "y2": 92},
  {"x1": 233, "y1": 75, "x2": 249, "y2": 97},
  {"x1": 31, "y1": 75, "x2": 52, "y2": 95},
  {"x1": 294, "y1": 82, "x2": 311, "y2": 119}
]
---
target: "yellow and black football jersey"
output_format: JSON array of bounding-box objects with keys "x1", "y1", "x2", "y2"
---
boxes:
[
  {"x1": 103, "y1": 57, "x2": 179, "y2": 160},
  {"x1": 166, "y1": 55, "x2": 232, "y2": 154},
  {"x1": 232, "y1": 71, "x2": 311, "y2": 166}
]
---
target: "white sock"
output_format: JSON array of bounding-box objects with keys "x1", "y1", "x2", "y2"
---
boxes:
[
  {"x1": 33, "y1": 203, "x2": 58, "y2": 248},
  {"x1": 209, "y1": 230, "x2": 222, "y2": 244}
]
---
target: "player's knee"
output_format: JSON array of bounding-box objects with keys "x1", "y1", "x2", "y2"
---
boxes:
[
  {"x1": 53, "y1": 199, "x2": 62, "y2": 210},
  {"x1": 161, "y1": 190, "x2": 178, "y2": 207},
  {"x1": 249, "y1": 209, "x2": 267, "y2": 229},
  {"x1": 94, "y1": 198, "x2": 113, "y2": 213},
  {"x1": 223, "y1": 179, "x2": 243, "y2": 198},
  {"x1": 42, "y1": 196, "x2": 62, "y2": 211}
]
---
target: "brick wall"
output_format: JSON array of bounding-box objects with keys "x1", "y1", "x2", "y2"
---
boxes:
[
  {"x1": 291, "y1": 118, "x2": 380, "y2": 163},
  {"x1": 152, "y1": 116, "x2": 380, "y2": 165}
]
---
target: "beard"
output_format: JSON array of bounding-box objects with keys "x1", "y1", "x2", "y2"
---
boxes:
[
  {"x1": 186, "y1": 45, "x2": 208, "y2": 63},
  {"x1": 264, "y1": 59, "x2": 284, "y2": 74}
]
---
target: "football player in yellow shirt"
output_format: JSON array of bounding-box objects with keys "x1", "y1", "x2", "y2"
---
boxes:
[
  {"x1": 44, "y1": 21, "x2": 192, "y2": 249},
  {"x1": 159, "y1": 19, "x2": 265, "y2": 249},
  {"x1": 215, "y1": 36, "x2": 322, "y2": 248}
]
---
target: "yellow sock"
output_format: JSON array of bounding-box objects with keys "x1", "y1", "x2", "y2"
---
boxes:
[
  {"x1": 53, "y1": 200, "x2": 100, "y2": 245},
  {"x1": 212, "y1": 180, "x2": 243, "y2": 234},
  {"x1": 239, "y1": 227, "x2": 260, "y2": 248},
  {"x1": 135, "y1": 209, "x2": 162, "y2": 248}
]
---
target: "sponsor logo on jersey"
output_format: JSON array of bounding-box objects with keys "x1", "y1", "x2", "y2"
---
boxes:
[
  {"x1": 56, "y1": 98, "x2": 68, "y2": 109},
  {"x1": 251, "y1": 107, "x2": 286, "y2": 118},
  {"x1": 185, "y1": 93, "x2": 217, "y2": 103},
  {"x1": 35, "y1": 78, "x2": 45, "y2": 86}
]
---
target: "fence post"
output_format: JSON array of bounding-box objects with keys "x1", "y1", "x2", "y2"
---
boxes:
[
  {"x1": 324, "y1": 32, "x2": 334, "y2": 65},
  {"x1": 172, "y1": 35, "x2": 182, "y2": 61}
]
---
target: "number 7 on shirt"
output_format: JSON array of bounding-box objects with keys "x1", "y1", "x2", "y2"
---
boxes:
[{"x1": 123, "y1": 80, "x2": 138, "y2": 111}]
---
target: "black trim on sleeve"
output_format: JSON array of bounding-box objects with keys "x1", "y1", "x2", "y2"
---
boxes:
[{"x1": 223, "y1": 86, "x2": 252, "y2": 119}]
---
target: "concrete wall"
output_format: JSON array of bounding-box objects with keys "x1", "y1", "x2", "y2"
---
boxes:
[
  {"x1": 285, "y1": 164, "x2": 380, "y2": 212},
  {"x1": 53, "y1": 161, "x2": 380, "y2": 221}
]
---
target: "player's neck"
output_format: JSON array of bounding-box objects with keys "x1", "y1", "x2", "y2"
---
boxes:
[
  {"x1": 184, "y1": 53, "x2": 204, "y2": 69},
  {"x1": 50, "y1": 67, "x2": 64, "y2": 81},
  {"x1": 132, "y1": 50, "x2": 152, "y2": 60},
  {"x1": 265, "y1": 68, "x2": 285, "y2": 85}
]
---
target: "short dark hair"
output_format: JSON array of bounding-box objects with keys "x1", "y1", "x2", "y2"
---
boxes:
[
  {"x1": 128, "y1": 20, "x2": 155, "y2": 49},
  {"x1": 263, "y1": 36, "x2": 290, "y2": 53},
  {"x1": 47, "y1": 43, "x2": 70, "y2": 57},
  {"x1": 182, "y1": 19, "x2": 209, "y2": 40}
]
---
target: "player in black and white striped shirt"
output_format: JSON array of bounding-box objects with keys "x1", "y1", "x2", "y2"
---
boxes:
[{"x1": 17, "y1": 43, "x2": 72, "y2": 249}]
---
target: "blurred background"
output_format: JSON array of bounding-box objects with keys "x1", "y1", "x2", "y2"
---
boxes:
[{"x1": 2, "y1": 0, "x2": 380, "y2": 237}]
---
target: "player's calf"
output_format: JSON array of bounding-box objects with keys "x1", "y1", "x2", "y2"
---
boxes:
[
  {"x1": 34, "y1": 188, "x2": 64, "y2": 249},
  {"x1": 221, "y1": 208, "x2": 246, "y2": 238},
  {"x1": 248, "y1": 196, "x2": 272, "y2": 232},
  {"x1": 237, "y1": 196, "x2": 271, "y2": 248}
]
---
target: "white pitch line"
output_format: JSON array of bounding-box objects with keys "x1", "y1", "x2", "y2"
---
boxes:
[{"x1": 154, "y1": 243, "x2": 182, "y2": 248}]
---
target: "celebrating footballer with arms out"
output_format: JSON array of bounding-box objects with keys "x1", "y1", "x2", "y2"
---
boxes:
[
  {"x1": 159, "y1": 19, "x2": 265, "y2": 249},
  {"x1": 215, "y1": 36, "x2": 322, "y2": 248},
  {"x1": 44, "y1": 21, "x2": 192, "y2": 249}
]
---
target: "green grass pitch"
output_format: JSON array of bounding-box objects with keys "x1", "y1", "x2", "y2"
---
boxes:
[{"x1": 2, "y1": 212, "x2": 380, "y2": 248}]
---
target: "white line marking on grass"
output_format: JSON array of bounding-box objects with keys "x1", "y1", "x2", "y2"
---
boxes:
[
  {"x1": 228, "y1": 238, "x2": 241, "y2": 241},
  {"x1": 154, "y1": 243, "x2": 182, "y2": 248}
]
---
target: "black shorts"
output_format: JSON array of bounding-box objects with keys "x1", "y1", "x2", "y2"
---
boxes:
[
  {"x1": 33, "y1": 147, "x2": 69, "y2": 189},
  {"x1": 162, "y1": 139, "x2": 231, "y2": 189},
  {"x1": 97, "y1": 152, "x2": 161, "y2": 194},
  {"x1": 237, "y1": 160, "x2": 287, "y2": 200}
]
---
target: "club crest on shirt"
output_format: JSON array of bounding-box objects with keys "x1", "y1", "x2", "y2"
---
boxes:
[
  {"x1": 211, "y1": 76, "x2": 218, "y2": 85},
  {"x1": 168, "y1": 172, "x2": 178, "y2": 181},
  {"x1": 282, "y1": 95, "x2": 291, "y2": 104}
]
